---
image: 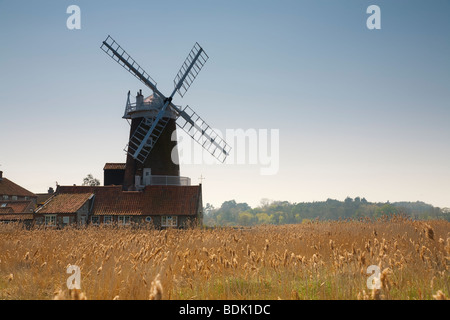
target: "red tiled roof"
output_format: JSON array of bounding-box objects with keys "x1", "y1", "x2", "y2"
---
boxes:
[
  {"x1": 55, "y1": 185, "x2": 201, "y2": 216},
  {"x1": 36, "y1": 193, "x2": 93, "y2": 214},
  {"x1": 0, "y1": 207, "x2": 14, "y2": 214},
  {"x1": 0, "y1": 201, "x2": 34, "y2": 220},
  {"x1": 103, "y1": 163, "x2": 126, "y2": 170},
  {"x1": 0, "y1": 178, "x2": 36, "y2": 198},
  {"x1": 57, "y1": 185, "x2": 122, "y2": 194},
  {"x1": 57, "y1": 186, "x2": 142, "y2": 215},
  {"x1": 94, "y1": 191, "x2": 143, "y2": 216},
  {"x1": 0, "y1": 214, "x2": 33, "y2": 221},
  {"x1": 141, "y1": 185, "x2": 201, "y2": 216},
  {"x1": 0, "y1": 200, "x2": 35, "y2": 213}
]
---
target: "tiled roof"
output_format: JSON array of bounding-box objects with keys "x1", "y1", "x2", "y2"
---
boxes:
[
  {"x1": 0, "y1": 214, "x2": 33, "y2": 221},
  {"x1": 36, "y1": 193, "x2": 93, "y2": 214},
  {"x1": 57, "y1": 185, "x2": 121, "y2": 194},
  {"x1": 57, "y1": 186, "x2": 141, "y2": 216},
  {"x1": 0, "y1": 200, "x2": 35, "y2": 213},
  {"x1": 103, "y1": 163, "x2": 126, "y2": 170},
  {"x1": 36, "y1": 193, "x2": 55, "y2": 205},
  {"x1": 141, "y1": 185, "x2": 201, "y2": 216},
  {"x1": 94, "y1": 191, "x2": 143, "y2": 216},
  {"x1": 0, "y1": 178, "x2": 36, "y2": 198},
  {"x1": 0, "y1": 207, "x2": 14, "y2": 214},
  {"x1": 55, "y1": 185, "x2": 201, "y2": 216}
]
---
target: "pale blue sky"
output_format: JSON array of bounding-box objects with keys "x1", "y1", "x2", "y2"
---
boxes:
[{"x1": 1, "y1": 0, "x2": 449, "y2": 208}]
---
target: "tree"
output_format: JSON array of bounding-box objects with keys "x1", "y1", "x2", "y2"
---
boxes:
[
  {"x1": 238, "y1": 212, "x2": 255, "y2": 226},
  {"x1": 259, "y1": 198, "x2": 271, "y2": 209},
  {"x1": 256, "y1": 212, "x2": 271, "y2": 224},
  {"x1": 82, "y1": 174, "x2": 100, "y2": 186},
  {"x1": 344, "y1": 197, "x2": 353, "y2": 204},
  {"x1": 220, "y1": 200, "x2": 237, "y2": 211},
  {"x1": 374, "y1": 204, "x2": 398, "y2": 218}
]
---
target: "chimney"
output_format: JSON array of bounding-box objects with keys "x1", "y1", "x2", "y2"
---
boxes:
[
  {"x1": 136, "y1": 89, "x2": 144, "y2": 107},
  {"x1": 48, "y1": 187, "x2": 54, "y2": 194},
  {"x1": 0, "y1": 171, "x2": 3, "y2": 180}
]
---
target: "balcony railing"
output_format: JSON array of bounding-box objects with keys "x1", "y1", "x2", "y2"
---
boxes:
[
  {"x1": 123, "y1": 101, "x2": 177, "y2": 119},
  {"x1": 148, "y1": 175, "x2": 191, "y2": 186}
]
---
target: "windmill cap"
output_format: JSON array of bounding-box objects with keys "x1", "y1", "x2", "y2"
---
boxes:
[{"x1": 143, "y1": 93, "x2": 163, "y2": 106}]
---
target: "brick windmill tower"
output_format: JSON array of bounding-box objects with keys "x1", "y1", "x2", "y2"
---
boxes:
[{"x1": 100, "y1": 36, "x2": 231, "y2": 190}]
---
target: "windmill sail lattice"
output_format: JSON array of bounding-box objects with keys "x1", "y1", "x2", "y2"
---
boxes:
[
  {"x1": 101, "y1": 36, "x2": 158, "y2": 93},
  {"x1": 174, "y1": 42, "x2": 209, "y2": 98},
  {"x1": 126, "y1": 117, "x2": 170, "y2": 164},
  {"x1": 177, "y1": 106, "x2": 231, "y2": 163},
  {"x1": 101, "y1": 35, "x2": 231, "y2": 164}
]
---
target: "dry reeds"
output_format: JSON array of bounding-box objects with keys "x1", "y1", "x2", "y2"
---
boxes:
[{"x1": 0, "y1": 218, "x2": 448, "y2": 300}]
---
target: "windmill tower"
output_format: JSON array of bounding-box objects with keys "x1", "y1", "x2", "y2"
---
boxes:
[
  {"x1": 101, "y1": 36, "x2": 231, "y2": 190},
  {"x1": 122, "y1": 89, "x2": 180, "y2": 190}
]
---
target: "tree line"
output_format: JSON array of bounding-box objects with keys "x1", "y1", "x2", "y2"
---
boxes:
[{"x1": 203, "y1": 197, "x2": 449, "y2": 226}]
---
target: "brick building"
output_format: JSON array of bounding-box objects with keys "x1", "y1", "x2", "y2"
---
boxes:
[
  {"x1": 0, "y1": 171, "x2": 36, "y2": 225},
  {"x1": 34, "y1": 184, "x2": 202, "y2": 228}
]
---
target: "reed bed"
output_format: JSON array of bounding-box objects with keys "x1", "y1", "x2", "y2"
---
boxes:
[{"x1": 0, "y1": 217, "x2": 448, "y2": 300}]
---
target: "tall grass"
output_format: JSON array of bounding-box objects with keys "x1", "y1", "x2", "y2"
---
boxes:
[{"x1": 0, "y1": 217, "x2": 448, "y2": 300}]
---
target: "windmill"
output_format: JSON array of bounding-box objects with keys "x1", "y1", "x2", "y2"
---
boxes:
[{"x1": 100, "y1": 36, "x2": 230, "y2": 190}]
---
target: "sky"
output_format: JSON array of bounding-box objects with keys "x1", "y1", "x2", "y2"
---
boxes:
[{"x1": 0, "y1": 0, "x2": 449, "y2": 209}]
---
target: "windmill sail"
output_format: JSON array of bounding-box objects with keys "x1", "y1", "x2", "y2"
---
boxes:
[
  {"x1": 100, "y1": 35, "x2": 231, "y2": 164},
  {"x1": 129, "y1": 99, "x2": 172, "y2": 162},
  {"x1": 177, "y1": 106, "x2": 231, "y2": 163},
  {"x1": 125, "y1": 116, "x2": 170, "y2": 164},
  {"x1": 101, "y1": 36, "x2": 164, "y2": 99},
  {"x1": 174, "y1": 42, "x2": 209, "y2": 98}
]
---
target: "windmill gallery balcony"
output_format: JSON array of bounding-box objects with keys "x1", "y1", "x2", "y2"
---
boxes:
[
  {"x1": 123, "y1": 91, "x2": 178, "y2": 120},
  {"x1": 134, "y1": 173, "x2": 191, "y2": 188},
  {"x1": 147, "y1": 175, "x2": 191, "y2": 187},
  {"x1": 104, "y1": 164, "x2": 192, "y2": 189},
  {"x1": 133, "y1": 175, "x2": 191, "y2": 191}
]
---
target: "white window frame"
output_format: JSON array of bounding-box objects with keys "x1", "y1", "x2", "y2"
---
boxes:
[
  {"x1": 44, "y1": 215, "x2": 57, "y2": 227},
  {"x1": 2, "y1": 195, "x2": 9, "y2": 200},
  {"x1": 118, "y1": 216, "x2": 131, "y2": 226},
  {"x1": 11, "y1": 195, "x2": 17, "y2": 201},
  {"x1": 161, "y1": 216, "x2": 178, "y2": 227},
  {"x1": 103, "y1": 215, "x2": 112, "y2": 225},
  {"x1": 91, "y1": 216, "x2": 100, "y2": 225}
]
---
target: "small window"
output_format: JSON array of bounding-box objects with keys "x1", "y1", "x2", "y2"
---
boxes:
[
  {"x1": 1, "y1": 203, "x2": 7, "y2": 208},
  {"x1": 161, "y1": 216, "x2": 177, "y2": 227},
  {"x1": 25, "y1": 196, "x2": 29, "y2": 201},
  {"x1": 145, "y1": 216, "x2": 152, "y2": 223},
  {"x1": 91, "y1": 216, "x2": 100, "y2": 225},
  {"x1": 44, "y1": 215, "x2": 57, "y2": 227},
  {"x1": 103, "y1": 216, "x2": 112, "y2": 225},
  {"x1": 2, "y1": 195, "x2": 9, "y2": 200},
  {"x1": 118, "y1": 216, "x2": 130, "y2": 226},
  {"x1": 11, "y1": 196, "x2": 18, "y2": 201}
]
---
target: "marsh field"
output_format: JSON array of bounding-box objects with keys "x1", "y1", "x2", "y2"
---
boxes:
[{"x1": 0, "y1": 217, "x2": 449, "y2": 300}]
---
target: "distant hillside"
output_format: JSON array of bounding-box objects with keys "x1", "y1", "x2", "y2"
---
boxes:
[{"x1": 204, "y1": 198, "x2": 449, "y2": 226}]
